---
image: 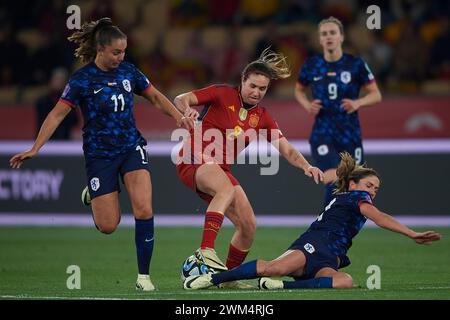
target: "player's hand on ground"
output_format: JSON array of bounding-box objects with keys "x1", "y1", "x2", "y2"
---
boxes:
[
  {"x1": 340, "y1": 99, "x2": 360, "y2": 114},
  {"x1": 304, "y1": 165, "x2": 324, "y2": 184},
  {"x1": 411, "y1": 231, "x2": 442, "y2": 244},
  {"x1": 307, "y1": 99, "x2": 322, "y2": 115},
  {"x1": 9, "y1": 149, "x2": 37, "y2": 169}
]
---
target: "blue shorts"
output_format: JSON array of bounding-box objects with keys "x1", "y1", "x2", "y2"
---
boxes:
[
  {"x1": 288, "y1": 232, "x2": 339, "y2": 280},
  {"x1": 310, "y1": 138, "x2": 364, "y2": 172},
  {"x1": 85, "y1": 145, "x2": 150, "y2": 199}
]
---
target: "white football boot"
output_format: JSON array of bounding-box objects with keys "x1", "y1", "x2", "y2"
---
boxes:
[
  {"x1": 136, "y1": 274, "x2": 155, "y2": 291},
  {"x1": 258, "y1": 277, "x2": 283, "y2": 290}
]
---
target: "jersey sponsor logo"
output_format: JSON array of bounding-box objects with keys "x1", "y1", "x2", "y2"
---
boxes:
[
  {"x1": 249, "y1": 114, "x2": 260, "y2": 128},
  {"x1": 313, "y1": 76, "x2": 323, "y2": 81},
  {"x1": 122, "y1": 79, "x2": 131, "y2": 92},
  {"x1": 341, "y1": 71, "x2": 351, "y2": 84},
  {"x1": 94, "y1": 87, "x2": 104, "y2": 94},
  {"x1": 90, "y1": 177, "x2": 100, "y2": 191},
  {"x1": 227, "y1": 105, "x2": 235, "y2": 112},
  {"x1": 62, "y1": 84, "x2": 70, "y2": 98},
  {"x1": 239, "y1": 108, "x2": 248, "y2": 121},
  {"x1": 317, "y1": 144, "x2": 329, "y2": 156},
  {"x1": 304, "y1": 243, "x2": 315, "y2": 254}
]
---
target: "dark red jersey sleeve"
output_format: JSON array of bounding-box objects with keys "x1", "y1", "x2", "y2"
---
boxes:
[
  {"x1": 260, "y1": 109, "x2": 284, "y2": 142},
  {"x1": 192, "y1": 85, "x2": 218, "y2": 106}
]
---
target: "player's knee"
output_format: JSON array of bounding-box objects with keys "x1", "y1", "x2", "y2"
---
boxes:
[
  {"x1": 95, "y1": 218, "x2": 120, "y2": 234},
  {"x1": 133, "y1": 202, "x2": 153, "y2": 220},
  {"x1": 97, "y1": 223, "x2": 118, "y2": 234},
  {"x1": 221, "y1": 184, "x2": 235, "y2": 202},
  {"x1": 333, "y1": 273, "x2": 353, "y2": 289}
]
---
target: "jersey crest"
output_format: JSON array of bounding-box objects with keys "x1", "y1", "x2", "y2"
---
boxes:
[
  {"x1": 122, "y1": 79, "x2": 131, "y2": 92},
  {"x1": 239, "y1": 108, "x2": 248, "y2": 121},
  {"x1": 340, "y1": 71, "x2": 351, "y2": 84}
]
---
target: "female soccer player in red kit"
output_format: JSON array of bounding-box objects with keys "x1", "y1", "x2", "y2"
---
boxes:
[{"x1": 174, "y1": 49, "x2": 324, "y2": 287}]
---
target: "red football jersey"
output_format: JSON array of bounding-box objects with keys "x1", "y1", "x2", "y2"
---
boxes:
[{"x1": 178, "y1": 84, "x2": 283, "y2": 169}]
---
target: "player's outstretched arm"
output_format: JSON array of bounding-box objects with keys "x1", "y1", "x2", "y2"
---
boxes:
[
  {"x1": 360, "y1": 203, "x2": 441, "y2": 244},
  {"x1": 173, "y1": 92, "x2": 199, "y2": 116},
  {"x1": 276, "y1": 137, "x2": 324, "y2": 184},
  {"x1": 9, "y1": 101, "x2": 72, "y2": 169},
  {"x1": 143, "y1": 86, "x2": 197, "y2": 130}
]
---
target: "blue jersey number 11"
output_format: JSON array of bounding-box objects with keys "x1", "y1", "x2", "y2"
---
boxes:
[{"x1": 111, "y1": 94, "x2": 125, "y2": 112}]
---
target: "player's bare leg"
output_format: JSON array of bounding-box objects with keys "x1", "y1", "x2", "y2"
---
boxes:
[
  {"x1": 259, "y1": 250, "x2": 306, "y2": 278},
  {"x1": 91, "y1": 192, "x2": 121, "y2": 234},
  {"x1": 214, "y1": 187, "x2": 256, "y2": 288},
  {"x1": 315, "y1": 267, "x2": 353, "y2": 288},
  {"x1": 194, "y1": 163, "x2": 235, "y2": 270},
  {"x1": 225, "y1": 186, "x2": 256, "y2": 267}
]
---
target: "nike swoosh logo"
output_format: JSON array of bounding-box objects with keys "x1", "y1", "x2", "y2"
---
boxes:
[
  {"x1": 94, "y1": 88, "x2": 104, "y2": 94},
  {"x1": 313, "y1": 76, "x2": 322, "y2": 81},
  {"x1": 144, "y1": 237, "x2": 154, "y2": 242},
  {"x1": 261, "y1": 281, "x2": 268, "y2": 289}
]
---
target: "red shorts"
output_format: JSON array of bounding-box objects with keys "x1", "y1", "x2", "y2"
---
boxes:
[{"x1": 176, "y1": 163, "x2": 240, "y2": 204}]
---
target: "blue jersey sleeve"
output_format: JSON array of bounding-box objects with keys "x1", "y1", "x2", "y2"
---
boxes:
[
  {"x1": 133, "y1": 66, "x2": 152, "y2": 95},
  {"x1": 297, "y1": 59, "x2": 312, "y2": 86},
  {"x1": 357, "y1": 58, "x2": 375, "y2": 86},
  {"x1": 355, "y1": 191, "x2": 373, "y2": 207},
  {"x1": 59, "y1": 76, "x2": 83, "y2": 108}
]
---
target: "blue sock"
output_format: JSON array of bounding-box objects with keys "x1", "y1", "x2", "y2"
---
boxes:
[
  {"x1": 324, "y1": 183, "x2": 336, "y2": 208},
  {"x1": 283, "y1": 277, "x2": 333, "y2": 289},
  {"x1": 211, "y1": 260, "x2": 257, "y2": 285},
  {"x1": 135, "y1": 217, "x2": 154, "y2": 275}
]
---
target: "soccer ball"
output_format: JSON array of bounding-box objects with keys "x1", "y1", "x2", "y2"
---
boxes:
[{"x1": 181, "y1": 254, "x2": 215, "y2": 281}]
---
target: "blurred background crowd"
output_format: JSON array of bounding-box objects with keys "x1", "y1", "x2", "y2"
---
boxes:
[
  {"x1": 0, "y1": 0, "x2": 449, "y2": 141},
  {"x1": 1, "y1": 0, "x2": 449, "y2": 104}
]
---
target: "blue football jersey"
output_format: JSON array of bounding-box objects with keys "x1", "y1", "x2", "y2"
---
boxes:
[
  {"x1": 298, "y1": 53, "x2": 375, "y2": 146},
  {"x1": 60, "y1": 61, "x2": 151, "y2": 159},
  {"x1": 306, "y1": 190, "x2": 373, "y2": 257}
]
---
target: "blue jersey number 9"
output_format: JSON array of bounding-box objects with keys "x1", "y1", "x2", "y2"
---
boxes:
[{"x1": 328, "y1": 83, "x2": 337, "y2": 100}]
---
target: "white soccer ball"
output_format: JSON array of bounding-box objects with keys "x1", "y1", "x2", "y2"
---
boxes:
[{"x1": 180, "y1": 254, "x2": 215, "y2": 281}]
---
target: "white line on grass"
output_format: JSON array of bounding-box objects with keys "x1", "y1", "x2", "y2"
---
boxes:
[
  {"x1": 417, "y1": 286, "x2": 450, "y2": 290},
  {"x1": 0, "y1": 290, "x2": 283, "y2": 300}
]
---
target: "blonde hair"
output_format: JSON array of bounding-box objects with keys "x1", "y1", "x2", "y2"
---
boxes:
[
  {"x1": 242, "y1": 47, "x2": 291, "y2": 81},
  {"x1": 334, "y1": 152, "x2": 380, "y2": 194},
  {"x1": 318, "y1": 16, "x2": 344, "y2": 35},
  {"x1": 67, "y1": 17, "x2": 126, "y2": 63}
]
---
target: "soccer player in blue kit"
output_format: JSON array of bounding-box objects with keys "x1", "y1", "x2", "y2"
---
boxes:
[
  {"x1": 9, "y1": 18, "x2": 198, "y2": 291},
  {"x1": 183, "y1": 152, "x2": 441, "y2": 290},
  {"x1": 294, "y1": 17, "x2": 382, "y2": 207}
]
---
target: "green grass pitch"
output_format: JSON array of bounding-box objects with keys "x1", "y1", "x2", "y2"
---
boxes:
[{"x1": 1, "y1": 226, "x2": 449, "y2": 300}]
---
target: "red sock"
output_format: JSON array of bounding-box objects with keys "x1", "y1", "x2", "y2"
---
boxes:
[
  {"x1": 200, "y1": 211, "x2": 224, "y2": 249},
  {"x1": 226, "y1": 243, "x2": 249, "y2": 270}
]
